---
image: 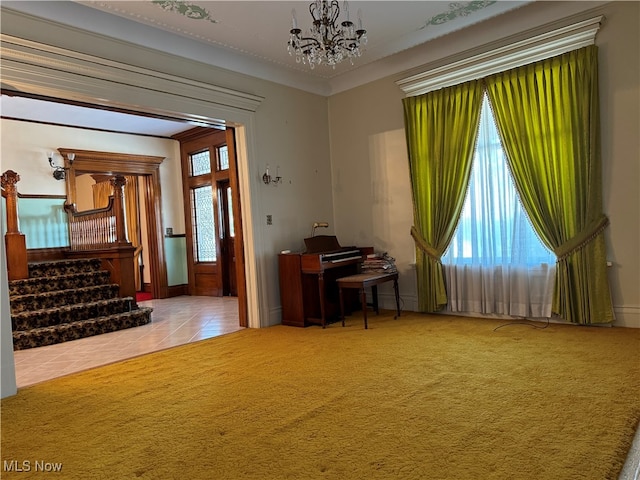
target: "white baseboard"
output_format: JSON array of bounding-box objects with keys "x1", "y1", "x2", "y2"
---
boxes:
[
  {"x1": 378, "y1": 293, "x2": 418, "y2": 313},
  {"x1": 379, "y1": 297, "x2": 640, "y2": 329},
  {"x1": 613, "y1": 305, "x2": 640, "y2": 328},
  {"x1": 272, "y1": 299, "x2": 639, "y2": 328}
]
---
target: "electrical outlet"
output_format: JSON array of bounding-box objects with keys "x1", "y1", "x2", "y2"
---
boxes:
[{"x1": 266, "y1": 214, "x2": 272, "y2": 225}]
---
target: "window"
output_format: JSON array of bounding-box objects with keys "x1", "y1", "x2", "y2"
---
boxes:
[
  {"x1": 400, "y1": 18, "x2": 606, "y2": 322},
  {"x1": 188, "y1": 150, "x2": 217, "y2": 262},
  {"x1": 443, "y1": 94, "x2": 555, "y2": 267},
  {"x1": 442, "y1": 94, "x2": 556, "y2": 317},
  {"x1": 190, "y1": 150, "x2": 212, "y2": 176},
  {"x1": 217, "y1": 145, "x2": 229, "y2": 171},
  {"x1": 226, "y1": 186, "x2": 235, "y2": 238}
]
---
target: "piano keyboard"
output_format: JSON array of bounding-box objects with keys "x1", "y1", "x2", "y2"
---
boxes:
[{"x1": 321, "y1": 249, "x2": 363, "y2": 263}]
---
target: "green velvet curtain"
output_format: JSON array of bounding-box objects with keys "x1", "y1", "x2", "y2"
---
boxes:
[
  {"x1": 485, "y1": 45, "x2": 614, "y2": 324},
  {"x1": 402, "y1": 80, "x2": 484, "y2": 312}
]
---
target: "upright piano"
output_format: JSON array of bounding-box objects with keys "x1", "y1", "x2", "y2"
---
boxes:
[{"x1": 278, "y1": 236, "x2": 373, "y2": 327}]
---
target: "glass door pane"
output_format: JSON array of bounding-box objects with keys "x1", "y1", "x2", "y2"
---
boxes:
[{"x1": 190, "y1": 185, "x2": 216, "y2": 262}]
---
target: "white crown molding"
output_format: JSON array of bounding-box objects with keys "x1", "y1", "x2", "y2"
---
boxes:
[
  {"x1": 1, "y1": 34, "x2": 264, "y2": 116},
  {"x1": 396, "y1": 15, "x2": 603, "y2": 97},
  {"x1": 0, "y1": 5, "x2": 332, "y2": 97}
]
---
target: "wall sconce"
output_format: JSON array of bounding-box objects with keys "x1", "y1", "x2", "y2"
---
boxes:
[
  {"x1": 262, "y1": 165, "x2": 282, "y2": 185},
  {"x1": 311, "y1": 221, "x2": 329, "y2": 237},
  {"x1": 47, "y1": 151, "x2": 75, "y2": 181}
]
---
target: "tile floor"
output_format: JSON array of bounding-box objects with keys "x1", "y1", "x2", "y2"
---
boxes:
[{"x1": 12, "y1": 295, "x2": 242, "y2": 388}]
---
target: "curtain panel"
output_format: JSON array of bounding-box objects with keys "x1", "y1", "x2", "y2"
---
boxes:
[
  {"x1": 402, "y1": 80, "x2": 484, "y2": 312},
  {"x1": 93, "y1": 177, "x2": 142, "y2": 290},
  {"x1": 124, "y1": 176, "x2": 141, "y2": 291},
  {"x1": 92, "y1": 181, "x2": 112, "y2": 209},
  {"x1": 485, "y1": 45, "x2": 614, "y2": 324}
]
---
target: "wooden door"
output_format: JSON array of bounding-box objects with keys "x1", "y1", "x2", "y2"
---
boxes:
[
  {"x1": 177, "y1": 127, "x2": 247, "y2": 325},
  {"x1": 181, "y1": 130, "x2": 224, "y2": 296},
  {"x1": 219, "y1": 179, "x2": 237, "y2": 296},
  {"x1": 180, "y1": 128, "x2": 245, "y2": 298}
]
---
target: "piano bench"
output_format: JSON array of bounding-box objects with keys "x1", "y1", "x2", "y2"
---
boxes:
[{"x1": 337, "y1": 272, "x2": 400, "y2": 329}]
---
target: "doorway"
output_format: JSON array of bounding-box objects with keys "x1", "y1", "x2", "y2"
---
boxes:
[
  {"x1": 175, "y1": 127, "x2": 244, "y2": 304},
  {"x1": 2, "y1": 35, "x2": 262, "y2": 330}
]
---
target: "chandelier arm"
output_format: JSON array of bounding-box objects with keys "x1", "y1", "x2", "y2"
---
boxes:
[
  {"x1": 329, "y1": 0, "x2": 340, "y2": 25},
  {"x1": 295, "y1": 37, "x2": 323, "y2": 49},
  {"x1": 331, "y1": 32, "x2": 351, "y2": 43},
  {"x1": 333, "y1": 36, "x2": 358, "y2": 51},
  {"x1": 309, "y1": 1, "x2": 320, "y2": 21}
]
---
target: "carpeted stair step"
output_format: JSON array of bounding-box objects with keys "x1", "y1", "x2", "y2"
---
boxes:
[
  {"x1": 12, "y1": 307, "x2": 153, "y2": 350},
  {"x1": 9, "y1": 257, "x2": 153, "y2": 350},
  {"x1": 9, "y1": 284, "x2": 121, "y2": 314},
  {"x1": 8, "y1": 270, "x2": 112, "y2": 296},
  {"x1": 27, "y1": 258, "x2": 103, "y2": 279},
  {"x1": 11, "y1": 297, "x2": 137, "y2": 331}
]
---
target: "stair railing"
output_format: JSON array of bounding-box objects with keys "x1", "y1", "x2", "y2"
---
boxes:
[
  {"x1": 65, "y1": 196, "x2": 116, "y2": 250},
  {"x1": 2, "y1": 171, "x2": 136, "y2": 300},
  {"x1": 64, "y1": 174, "x2": 137, "y2": 302},
  {"x1": 64, "y1": 175, "x2": 131, "y2": 251},
  {"x1": 1, "y1": 170, "x2": 29, "y2": 280}
]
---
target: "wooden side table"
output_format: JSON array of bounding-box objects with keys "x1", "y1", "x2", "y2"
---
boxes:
[{"x1": 337, "y1": 272, "x2": 400, "y2": 329}]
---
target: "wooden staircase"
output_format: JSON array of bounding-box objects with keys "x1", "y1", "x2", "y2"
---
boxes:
[{"x1": 9, "y1": 258, "x2": 152, "y2": 350}]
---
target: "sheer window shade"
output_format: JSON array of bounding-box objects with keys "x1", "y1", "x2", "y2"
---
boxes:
[{"x1": 442, "y1": 94, "x2": 556, "y2": 317}]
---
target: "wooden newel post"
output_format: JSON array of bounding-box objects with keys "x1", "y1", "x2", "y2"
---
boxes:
[
  {"x1": 1, "y1": 170, "x2": 29, "y2": 280},
  {"x1": 2, "y1": 170, "x2": 21, "y2": 234},
  {"x1": 111, "y1": 175, "x2": 130, "y2": 246}
]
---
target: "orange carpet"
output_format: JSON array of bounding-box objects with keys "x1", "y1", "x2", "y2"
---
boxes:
[{"x1": 2, "y1": 312, "x2": 639, "y2": 479}]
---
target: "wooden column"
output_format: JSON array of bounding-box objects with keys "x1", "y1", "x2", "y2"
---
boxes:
[
  {"x1": 1, "y1": 170, "x2": 29, "y2": 280},
  {"x1": 109, "y1": 175, "x2": 135, "y2": 301},
  {"x1": 110, "y1": 175, "x2": 130, "y2": 246}
]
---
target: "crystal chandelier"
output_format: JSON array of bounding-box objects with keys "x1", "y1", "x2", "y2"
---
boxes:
[{"x1": 287, "y1": 1, "x2": 367, "y2": 69}]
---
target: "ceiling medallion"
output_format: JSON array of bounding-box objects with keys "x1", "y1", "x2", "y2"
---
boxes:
[{"x1": 287, "y1": 0, "x2": 367, "y2": 69}]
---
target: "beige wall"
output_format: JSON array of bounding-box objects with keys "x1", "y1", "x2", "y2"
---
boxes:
[
  {"x1": 329, "y1": 1, "x2": 640, "y2": 327},
  {"x1": 328, "y1": 81, "x2": 416, "y2": 308}
]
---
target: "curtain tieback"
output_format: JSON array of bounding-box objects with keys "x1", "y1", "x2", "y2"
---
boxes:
[
  {"x1": 553, "y1": 215, "x2": 610, "y2": 261},
  {"x1": 410, "y1": 226, "x2": 441, "y2": 261}
]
